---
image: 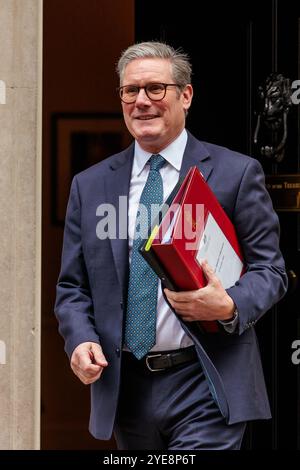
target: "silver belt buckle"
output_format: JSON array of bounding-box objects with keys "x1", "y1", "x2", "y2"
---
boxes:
[{"x1": 145, "y1": 353, "x2": 165, "y2": 372}]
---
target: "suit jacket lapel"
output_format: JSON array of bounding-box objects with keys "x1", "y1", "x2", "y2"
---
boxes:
[
  {"x1": 180, "y1": 131, "x2": 213, "y2": 182},
  {"x1": 103, "y1": 132, "x2": 212, "y2": 294},
  {"x1": 104, "y1": 143, "x2": 134, "y2": 295}
]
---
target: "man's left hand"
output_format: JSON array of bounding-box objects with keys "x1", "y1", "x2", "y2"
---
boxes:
[{"x1": 164, "y1": 259, "x2": 235, "y2": 322}]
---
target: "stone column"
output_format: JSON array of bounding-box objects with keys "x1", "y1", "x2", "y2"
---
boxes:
[{"x1": 0, "y1": 0, "x2": 42, "y2": 449}]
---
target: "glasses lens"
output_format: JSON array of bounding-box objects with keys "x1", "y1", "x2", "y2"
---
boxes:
[
  {"x1": 120, "y1": 85, "x2": 138, "y2": 103},
  {"x1": 119, "y1": 83, "x2": 170, "y2": 103},
  {"x1": 146, "y1": 83, "x2": 166, "y2": 100}
]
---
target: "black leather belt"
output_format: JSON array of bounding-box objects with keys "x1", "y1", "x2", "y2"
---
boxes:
[
  {"x1": 146, "y1": 346, "x2": 197, "y2": 371},
  {"x1": 123, "y1": 346, "x2": 197, "y2": 372}
]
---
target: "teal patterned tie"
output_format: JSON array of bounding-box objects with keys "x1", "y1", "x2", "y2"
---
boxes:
[{"x1": 125, "y1": 154, "x2": 166, "y2": 359}]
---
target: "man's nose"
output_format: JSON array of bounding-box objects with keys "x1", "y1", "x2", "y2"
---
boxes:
[{"x1": 135, "y1": 88, "x2": 151, "y2": 105}]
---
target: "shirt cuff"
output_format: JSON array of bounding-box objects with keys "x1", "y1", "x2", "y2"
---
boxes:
[{"x1": 218, "y1": 309, "x2": 239, "y2": 333}]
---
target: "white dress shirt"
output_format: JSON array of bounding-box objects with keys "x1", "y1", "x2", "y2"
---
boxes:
[{"x1": 126, "y1": 129, "x2": 194, "y2": 352}]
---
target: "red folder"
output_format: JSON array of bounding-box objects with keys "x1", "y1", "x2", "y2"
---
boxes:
[
  {"x1": 143, "y1": 166, "x2": 245, "y2": 333},
  {"x1": 140, "y1": 166, "x2": 245, "y2": 333}
]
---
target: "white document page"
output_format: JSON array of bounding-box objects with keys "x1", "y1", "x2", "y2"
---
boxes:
[
  {"x1": 161, "y1": 206, "x2": 181, "y2": 244},
  {"x1": 196, "y1": 213, "x2": 243, "y2": 289}
]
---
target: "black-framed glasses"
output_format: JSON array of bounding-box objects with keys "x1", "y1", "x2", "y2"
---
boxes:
[{"x1": 118, "y1": 83, "x2": 180, "y2": 104}]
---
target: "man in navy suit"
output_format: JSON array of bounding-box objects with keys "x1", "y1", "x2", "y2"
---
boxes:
[{"x1": 55, "y1": 41, "x2": 288, "y2": 449}]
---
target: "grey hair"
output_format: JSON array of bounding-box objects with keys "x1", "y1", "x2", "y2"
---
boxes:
[{"x1": 116, "y1": 41, "x2": 192, "y2": 87}]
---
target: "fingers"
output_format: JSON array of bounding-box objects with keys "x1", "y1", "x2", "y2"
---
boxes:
[
  {"x1": 74, "y1": 366, "x2": 103, "y2": 385},
  {"x1": 164, "y1": 288, "x2": 200, "y2": 303},
  {"x1": 164, "y1": 260, "x2": 229, "y2": 322},
  {"x1": 164, "y1": 288, "x2": 202, "y2": 321},
  {"x1": 70, "y1": 342, "x2": 108, "y2": 385},
  {"x1": 90, "y1": 343, "x2": 108, "y2": 368},
  {"x1": 201, "y1": 259, "x2": 218, "y2": 284}
]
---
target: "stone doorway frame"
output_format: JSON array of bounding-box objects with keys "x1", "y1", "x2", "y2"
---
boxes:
[{"x1": 0, "y1": 0, "x2": 42, "y2": 449}]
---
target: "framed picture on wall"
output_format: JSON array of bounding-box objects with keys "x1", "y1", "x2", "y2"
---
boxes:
[{"x1": 51, "y1": 112, "x2": 132, "y2": 225}]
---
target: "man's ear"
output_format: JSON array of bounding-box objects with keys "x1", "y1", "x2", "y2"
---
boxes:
[{"x1": 182, "y1": 84, "x2": 193, "y2": 111}]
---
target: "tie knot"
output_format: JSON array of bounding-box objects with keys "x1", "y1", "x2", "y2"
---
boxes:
[{"x1": 149, "y1": 154, "x2": 165, "y2": 172}]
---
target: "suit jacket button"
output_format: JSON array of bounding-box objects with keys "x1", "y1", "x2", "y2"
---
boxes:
[
  {"x1": 120, "y1": 301, "x2": 123, "y2": 310},
  {"x1": 116, "y1": 348, "x2": 120, "y2": 357}
]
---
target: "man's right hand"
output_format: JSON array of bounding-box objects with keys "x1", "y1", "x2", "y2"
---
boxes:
[{"x1": 70, "y1": 342, "x2": 108, "y2": 385}]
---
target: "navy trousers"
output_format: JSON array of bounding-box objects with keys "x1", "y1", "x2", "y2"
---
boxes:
[{"x1": 114, "y1": 350, "x2": 246, "y2": 450}]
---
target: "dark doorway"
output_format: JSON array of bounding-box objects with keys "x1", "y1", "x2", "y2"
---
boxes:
[{"x1": 135, "y1": 0, "x2": 300, "y2": 449}]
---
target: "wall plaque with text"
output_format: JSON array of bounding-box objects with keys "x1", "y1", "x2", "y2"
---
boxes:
[{"x1": 265, "y1": 174, "x2": 300, "y2": 211}]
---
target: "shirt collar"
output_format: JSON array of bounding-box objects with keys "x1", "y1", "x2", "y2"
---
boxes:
[{"x1": 133, "y1": 128, "x2": 188, "y2": 176}]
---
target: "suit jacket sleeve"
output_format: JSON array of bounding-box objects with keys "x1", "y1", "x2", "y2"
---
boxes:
[
  {"x1": 54, "y1": 176, "x2": 100, "y2": 359},
  {"x1": 226, "y1": 158, "x2": 288, "y2": 335}
]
